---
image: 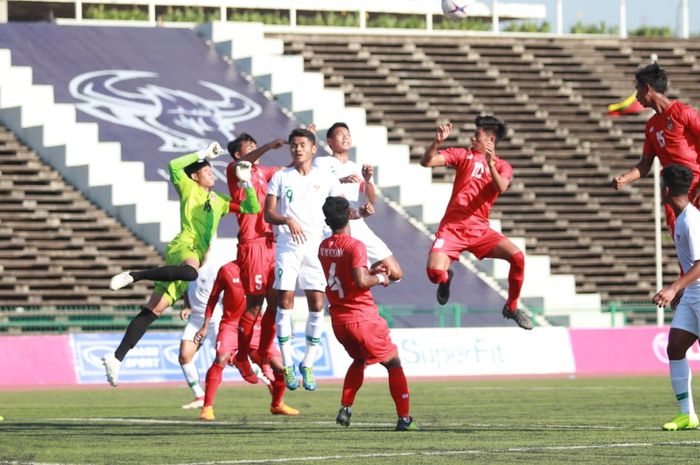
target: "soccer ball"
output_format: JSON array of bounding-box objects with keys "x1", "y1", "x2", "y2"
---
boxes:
[{"x1": 441, "y1": 0, "x2": 472, "y2": 19}]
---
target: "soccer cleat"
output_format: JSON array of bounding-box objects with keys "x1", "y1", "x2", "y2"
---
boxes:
[
  {"x1": 299, "y1": 363, "x2": 316, "y2": 391},
  {"x1": 182, "y1": 397, "x2": 204, "y2": 409},
  {"x1": 662, "y1": 412, "x2": 699, "y2": 431},
  {"x1": 199, "y1": 406, "x2": 215, "y2": 421},
  {"x1": 501, "y1": 306, "x2": 533, "y2": 330},
  {"x1": 336, "y1": 406, "x2": 352, "y2": 427},
  {"x1": 395, "y1": 416, "x2": 418, "y2": 431},
  {"x1": 436, "y1": 269, "x2": 453, "y2": 305},
  {"x1": 109, "y1": 271, "x2": 134, "y2": 291},
  {"x1": 270, "y1": 402, "x2": 300, "y2": 416},
  {"x1": 230, "y1": 354, "x2": 259, "y2": 384},
  {"x1": 283, "y1": 366, "x2": 299, "y2": 390},
  {"x1": 102, "y1": 353, "x2": 121, "y2": 387}
]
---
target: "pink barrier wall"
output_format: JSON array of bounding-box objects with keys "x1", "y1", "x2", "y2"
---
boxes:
[
  {"x1": 0, "y1": 335, "x2": 76, "y2": 385},
  {"x1": 570, "y1": 326, "x2": 700, "y2": 375}
]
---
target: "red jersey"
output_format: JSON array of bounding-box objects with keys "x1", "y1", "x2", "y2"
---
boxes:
[
  {"x1": 226, "y1": 163, "x2": 278, "y2": 243},
  {"x1": 205, "y1": 261, "x2": 246, "y2": 323},
  {"x1": 318, "y1": 233, "x2": 379, "y2": 324},
  {"x1": 437, "y1": 147, "x2": 513, "y2": 230},
  {"x1": 643, "y1": 101, "x2": 700, "y2": 183}
]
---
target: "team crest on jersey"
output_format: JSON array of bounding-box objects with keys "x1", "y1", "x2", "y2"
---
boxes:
[
  {"x1": 69, "y1": 69, "x2": 262, "y2": 152},
  {"x1": 667, "y1": 118, "x2": 674, "y2": 130}
]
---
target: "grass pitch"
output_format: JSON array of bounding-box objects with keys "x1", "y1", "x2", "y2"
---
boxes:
[{"x1": 0, "y1": 376, "x2": 698, "y2": 464}]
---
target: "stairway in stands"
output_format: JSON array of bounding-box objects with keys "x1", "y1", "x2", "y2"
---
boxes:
[{"x1": 0, "y1": 124, "x2": 160, "y2": 308}]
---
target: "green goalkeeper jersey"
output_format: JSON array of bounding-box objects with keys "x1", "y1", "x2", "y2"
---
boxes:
[{"x1": 168, "y1": 152, "x2": 231, "y2": 256}]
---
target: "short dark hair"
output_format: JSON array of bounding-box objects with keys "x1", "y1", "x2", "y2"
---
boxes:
[
  {"x1": 184, "y1": 159, "x2": 210, "y2": 179},
  {"x1": 227, "y1": 133, "x2": 257, "y2": 157},
  {"x1": 662, "y1": 164, "x2": 693, "y2": 196},
  {"x1": 635, "y1": 63, "x2": 668, "y2": 93},
  {"x1": 326, "y1": 122, "x2": 349, "y2": 140},
  {"x1": 288, "y1": 128, "x2": 316, "y2": 145},
  {"x1": 475, "y1": 115, "x2": 507, "y2": 143},
  {"x1": 322, "y1": 196, "x2": 350, "y2": 231}
]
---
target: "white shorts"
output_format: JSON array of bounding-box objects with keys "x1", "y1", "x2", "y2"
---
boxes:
[
  {"x1": 349, "y1": 218, "x2": 392, "y2": 265},
  {"x1": 181, "y1": 313, "x2": 220, "y2": 344},
  {"x1": 670, "y1": 294, "x2": 700, "y2": 337},
  {"x1": 274, "y1": 240, "x2": 326, "y2": 292}
]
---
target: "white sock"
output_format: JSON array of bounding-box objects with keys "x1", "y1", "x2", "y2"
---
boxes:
[
  {"x1": 670, "y1": 358, "x2": 694, "y2": 414},
  {"x1": 302, "y1": 311, "x2": 324, "y2": 367},
  {"x1": 276, "y1": 307, "x2": 294, "y2": 368},
  {"x1": 180, "y1": 361, "x2": 204, "y2": 398}
]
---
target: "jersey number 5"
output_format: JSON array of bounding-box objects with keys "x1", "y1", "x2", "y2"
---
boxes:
[{"x1": 327, "y1": 262, "x2": 344, "y2": 298}]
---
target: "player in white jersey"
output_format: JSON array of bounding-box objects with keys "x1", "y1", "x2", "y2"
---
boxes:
[
  {"x1": 178, "y1": 254, "x2": 225, "y2": 409},
  {"x1": 265, "y1": 128, "x2": 342, "y2": 391},
  {"x1": 653, "y1": 164, "x2": 700, "y2": 431},
  {"x1": 313, "y1": 122, "x2": 402, "y2": 281}
]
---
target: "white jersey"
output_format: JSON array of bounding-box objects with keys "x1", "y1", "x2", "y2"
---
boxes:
[
  {"x1": 674, "y1": 204, "x2": 700, "y2": 297},
  {"x1": 313, "y1": 155, "x2": 371, "y2": 210},
  {"x1": 267, "y1": 165, "x2": 340, "y2": 247},
  {"x1": 312, "y1": 155, "x2": 392, "y2": 264}
]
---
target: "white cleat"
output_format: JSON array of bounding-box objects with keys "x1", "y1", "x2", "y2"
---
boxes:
[
  {"x1": 102, "y1": 353, "x2": 121, "y2": 387},
  {"x1": 181, "y1": 397, "x2": 205, "y2": 409},
  {"x1": 109, "y1": 271, "x2": 134, "y2": 291}
]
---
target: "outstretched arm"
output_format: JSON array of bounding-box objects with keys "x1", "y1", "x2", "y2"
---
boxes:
[
  {"x1": 420, "y1": 123, "x2": 452, "y2": 168},
  {"x1": 612, "y1": 155, "x2": 654, "y2": 190},
  {"x1": 239, "y1": 139, "x2": 287, "y2": 165}
]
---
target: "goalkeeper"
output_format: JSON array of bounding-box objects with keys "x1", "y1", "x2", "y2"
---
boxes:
[{"x1": 102, "y1": 142, "x2": 260, "y2": 387}]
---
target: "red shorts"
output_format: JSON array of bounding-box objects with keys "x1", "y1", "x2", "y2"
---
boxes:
[
  {"x1": 237, "y1": 239, "x2": 276, "y2": 296},
  {"x1": 332, "y1": 316, "x2": 397, "y2": 365},
  {"x1": 215, "y1": 319, "x2": 280, "y2": 359},
  {"x1": 431, "y1": 226, "x2": 505, "y2": 261}
]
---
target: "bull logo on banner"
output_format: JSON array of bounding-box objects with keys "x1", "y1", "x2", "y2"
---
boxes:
[{"x1": 69, "y1": 70, "x2": 262, "y2": 152}]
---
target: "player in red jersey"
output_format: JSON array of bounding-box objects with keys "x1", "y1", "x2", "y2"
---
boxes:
[
  {"x1": 225, "y1": 133, "x2": 286, "y2": 384},
  {"x1": 612, "y1": 63, "x2": 700, "y2": 234},
  {"x1": 318, "y1": 196, "x2": 416, "y2": 431},
  {"x1": 421, "y1": 116, "x2": 532, "y2": 330},
  {"x1": 194, "y1": 260, "x2": 299, "y2": 421}
]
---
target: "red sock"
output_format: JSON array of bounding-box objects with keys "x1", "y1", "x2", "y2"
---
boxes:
[
  {"x1": 236, "y1": 312, "x2": 256, "y2": 360},
  {"x1": 341, "y1": 360, "x2": 366, "y2": 407},
  {"x1": 506, "y1": 251, "x2": 525, "y2": 312},
  {"x1": 204, "y1": 363, "x2": 224, "y2": 407},
  {"x1": 256, "y1": 306, "x2": 277, "y2": 359},
  {"x1": 270, "y1": 368, "x2": 286, "y2": 407},
  {"x1": 388, "y1": 366, "x2": 410, "y2": 418},
  {"x1": 426, "y1": 268, "x2": 449, "y2": 284}
]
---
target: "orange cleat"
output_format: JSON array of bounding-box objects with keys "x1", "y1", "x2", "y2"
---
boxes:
[{"x1": 270, "y1": 402, "x2": 300, "y2": 416}]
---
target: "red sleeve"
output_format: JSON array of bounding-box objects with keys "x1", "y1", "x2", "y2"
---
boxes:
[
  {"x1": 261, "y1": 165, "x2": 278, "y2": 182},
  {"x1": 681, "y1": 105, "x2": 700, "y2": 139},
  {"x1": 205, "y1": 268, "x2": 225, "y2": 319},
  {"x1": 642, "y1": 121, "x2": 655, "y2": 156},
  {"x1": 497, "y1": 158, "x2": 513, "y2": 181},
  {"x1": 438, "y1": 147, "x2": 463, "y2": 167},
  {"x1": 350, "y1": 240, "x2": 368, "y2": 271}
]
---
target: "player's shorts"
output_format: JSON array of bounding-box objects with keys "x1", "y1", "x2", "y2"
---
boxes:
[
  {"x1": 670, "y1": 294, "x2": 700, "y2": 337},
  {"x1": 332, "y1": 316, "x2": 397, "y2": 365},
  {"x1": 181, "y1": 313, "x2": 220, "y2": 345},
  {"x1": 215, "y1": 319, "x2": 281, "y2": 358},
  {"x1": 237, "y1": 239, "x2": 276, "y2": 296},
  {"x1": 154, "y1": 238, "x2": 205, "y2": 305},
  {"x1": 350, "y1": 218, "x2": 393, "y2": 265},
  {"x1": 431, "y1": 226, "x2": 506, "y2": 261},
  {"x1": 274, "y1": 239, "x2": 326, "y2": 292}
]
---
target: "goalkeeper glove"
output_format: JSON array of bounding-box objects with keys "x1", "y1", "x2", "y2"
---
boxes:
[
  {"x1": 235, "y1": 161, "x2": 253, "y2": 187},
  {"x1": 199, "y1": 141, "x2": 224, "y2": 160}
]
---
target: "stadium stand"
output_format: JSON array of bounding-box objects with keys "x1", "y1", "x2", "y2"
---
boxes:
[{"x1": 0, "y1": 122, "x2": 169, "y2": 331}]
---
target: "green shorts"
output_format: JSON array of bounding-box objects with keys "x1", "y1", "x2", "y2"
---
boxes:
[{"x1": 153, "y1": 238, "x2": 205, "y2": 305}]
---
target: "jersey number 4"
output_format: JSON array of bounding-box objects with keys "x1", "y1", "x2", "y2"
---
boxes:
[{"x1": 327, "y1": 262, "x2": 344, "y2": 298}]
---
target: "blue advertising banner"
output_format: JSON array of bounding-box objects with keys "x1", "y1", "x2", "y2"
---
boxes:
[{"x1": 71, "y1": 331, "x2": 333, "y2": 385}]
